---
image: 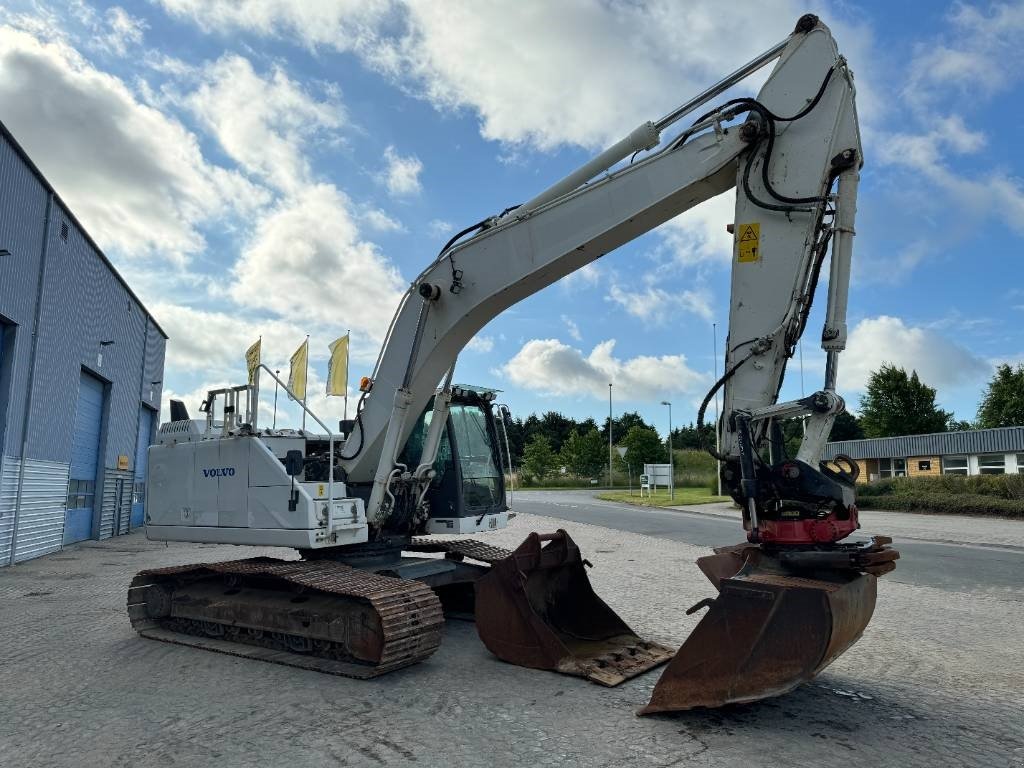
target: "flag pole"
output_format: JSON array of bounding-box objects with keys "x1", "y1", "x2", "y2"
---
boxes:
[
  {"x1": 343, "y1": 329, "x2": 350, "y2": 424},
  {"x1": 302, "y1": 335, "x2": 309, "y2": 432}
]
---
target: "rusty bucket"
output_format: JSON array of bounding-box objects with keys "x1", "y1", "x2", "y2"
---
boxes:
[
  {"x1": 475, "y1": 530, "x2": 675, "y2": 686},
  {"x1": 639, "y1": 546, "x2": 879, "y2": 714}
]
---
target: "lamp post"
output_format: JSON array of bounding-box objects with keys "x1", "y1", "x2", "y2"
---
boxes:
[
  {"x1": 713, "y1": 322, "x2": 722, "y2": 496},
  {"x1": 661, "y1": 400, "x2": 674, "y2": 501},
  {"x1": 608, "y1": 383, "x2": 614, "y2": 488}
]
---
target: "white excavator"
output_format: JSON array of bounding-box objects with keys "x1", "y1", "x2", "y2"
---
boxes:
[{"x1": 129, "y1": 15, "x2": 898, "y2": 714}]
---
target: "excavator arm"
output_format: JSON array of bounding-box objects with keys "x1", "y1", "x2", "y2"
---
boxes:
[{"x1": 343, "y1": 15, "x2": 865, "y2": 545}]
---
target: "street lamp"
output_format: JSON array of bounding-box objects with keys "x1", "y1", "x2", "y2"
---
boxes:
[
  {"x1": 713, "y1": 322, "x2": 722, "y2": 496},
  {"x1": 661, "y1": 400, "x2": 674, "y2": 501}
]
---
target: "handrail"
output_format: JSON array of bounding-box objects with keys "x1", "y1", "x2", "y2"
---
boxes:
[
  {"x1": 256, "y1": 363, "x2": 338, "y2": 531},
  {"x1": 496, "y1": 403, "x2": 515, "y2": 505}
]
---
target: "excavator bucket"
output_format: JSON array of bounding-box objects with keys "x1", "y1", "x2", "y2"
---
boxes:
[
  {"x1": 639, "y1": 546, "x2": 880, "y2": 714},
  {"x1": 475, "y1": 530, "x2": 675, "y2": 686}
]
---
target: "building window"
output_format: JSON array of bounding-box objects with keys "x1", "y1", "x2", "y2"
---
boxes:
[
  {"x1": 132, "y1": 482, "x2": 146, "y2": 504},
  {"x1": 979, "y1": 454, "x2": 1005, "y2": 475},
  {"x1": 1018, "y1": 454, "x2": 1024, "y2": 475},
  {"x1": 66, "y1": 479, "x2": 96, "y2": 509},
  {"x1": 942, "y1": 456, "x2": 969, "y2": 475},
  {"x1": 879, "y1": 458, "x2": 907, "y2": 478}
]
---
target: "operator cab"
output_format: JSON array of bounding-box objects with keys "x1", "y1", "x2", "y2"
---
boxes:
[{"x1": 399, "y1": 385, "x2": 509, "y2": 534}]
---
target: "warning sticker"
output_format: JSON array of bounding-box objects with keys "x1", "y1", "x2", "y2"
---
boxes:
[{"x1": 737, "y1": 223, "x2": 760, "y2": 263}]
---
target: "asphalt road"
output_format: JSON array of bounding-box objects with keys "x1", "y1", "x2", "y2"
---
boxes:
[{"x1": 511, "y1": 490, "x2": 1024, "y2": 599}]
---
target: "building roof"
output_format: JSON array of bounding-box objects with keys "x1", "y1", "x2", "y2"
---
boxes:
[
  {"x1": 0, "y1": 118, "x2": 167, "y2": 339},
  {"x1": 823, "y1": 426, "x2": 1024, "y2": 460}
]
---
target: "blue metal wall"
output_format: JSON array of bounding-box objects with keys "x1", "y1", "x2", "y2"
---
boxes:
[{"x1": 0, "y1": 120, "x2": 167, "y2": 563}]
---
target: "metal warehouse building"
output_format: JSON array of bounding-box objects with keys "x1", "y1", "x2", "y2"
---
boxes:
[
  {"x1": 824, "y1": 426, "x2": 1024, "y2": 482},
  {"x1": 0, "y1": 120, "x2": 166, "y2": 566}
]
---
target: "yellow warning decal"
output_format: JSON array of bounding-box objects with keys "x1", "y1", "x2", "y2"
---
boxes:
[
  {"x1": 737, "y1": 222, "x2": 760, "y2": 263},
  {"x1": 318, "y1": 484, "x2": 326, "y2": 497}
]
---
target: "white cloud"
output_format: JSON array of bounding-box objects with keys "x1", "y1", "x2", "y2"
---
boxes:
[
  {"x1": 230, "y1": 184, "x2": 406, "y2": 344},
  {"x1": 153, "y1": 302, "x2": 307, "y2": 379},
  {"x1": 842, "y1": 315, "x2": 987, "y2": 392},
  {"x1": 427, "y1": 218, "x2": 452, "y2": 238},
  {"x1": 501, "y1": 338, "x2": 707, "y2": 400},
  {"x1": 0, "y1": 24, "x2": 263, "y2": 263},
  {"x1": 157, "y1": 0, "x2": 812, "y2": 151},
  {"x1": 361, "y1": 208, "x2": 404, "y2": 232},
  {"x1": 652, "y1": 190, "x2": 736, "y2": 267},
  {"x1": 607, "y1": 283, "x2": 713, "y2": 324},
  {"x1": 96, "y1": 6, "x2": 146, "y2": 56},
  {"x1": 380, "y1": 145, "x2": 423, "y2": 197},
  {"x1": 385, "y1": 1, "x2": 807, "y2": 150},
  {"x1": 558, "y1": 262, "x2": 603, "y2": 290},
  {"x1": 185, "y1": 54, "x2": 345, "y2": 192},
  {"x1": 904, "y1": 2, "x2": 1024, "y2": 108},
  {"x1": 466, "y1": 335, "x2": 494, "y2": 353},
  {"x1": 156, "y1": 0, "x2": 393, "y2": 52},
  {"x1": 562, "y1": 315, "x2": 582, "y2": 341}
]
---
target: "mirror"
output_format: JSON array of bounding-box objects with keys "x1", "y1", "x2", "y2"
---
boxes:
[{"x1": 285, "y1": 450, "x2": 304, "y2": 477}]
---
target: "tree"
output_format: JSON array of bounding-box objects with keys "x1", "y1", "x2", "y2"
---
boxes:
[
  {"x1": 522, "y1": 435, "x2": 557, "y2": 484},
  {"x1": 977, "y1": 364, "x2": 1024, "y2": 428},
  {"x1": 829, "y1": 411, "x2": 864, "y2": 442},
  {"x1": 859, "y1": 365, "x2": 951, "y2": 438},
  {"x1": 671, "y1": 421, "x2": 716, "y2": 450},
  {"x1": 601, "y1": 411, "x2": 653, "y2": 442},
  {"x1": 616, "y1": 425, "x2": 666, "y2": 473},
  {"x1": 558, "y1": 429, "x2": 606, "y2": 479}
]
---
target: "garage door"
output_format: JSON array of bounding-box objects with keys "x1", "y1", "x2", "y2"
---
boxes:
[
  {"x1": 131, "y1": 407, "x2": 154, "y2": 528},
  {"x1": 64, "y1": 371, "x2": 104, "y2": 544}
]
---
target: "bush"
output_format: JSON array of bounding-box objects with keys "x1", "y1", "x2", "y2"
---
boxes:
[
  {"x1": 859, "y1": 474, "x2": 1024, "y2": 501},
  {"x1": 857, "y1": 474, "x2": 1024, "y2": 517},
  {"x1": 863, "y1": 492, "x2": 1024, "y2": 518}
]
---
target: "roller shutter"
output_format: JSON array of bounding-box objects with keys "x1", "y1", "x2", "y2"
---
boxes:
[{"x1": 64, "y1": 371, "x2": 104, "y2": 544}]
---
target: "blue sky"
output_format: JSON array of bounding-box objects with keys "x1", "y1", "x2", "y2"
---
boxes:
[{"x1": 1, "y1": 0, "x2": 1022, "y2": 437}]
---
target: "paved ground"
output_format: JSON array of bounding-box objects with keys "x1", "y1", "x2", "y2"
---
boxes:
[{"x1": 1, "y1": 506, "x2": 1023, "y2": 767}]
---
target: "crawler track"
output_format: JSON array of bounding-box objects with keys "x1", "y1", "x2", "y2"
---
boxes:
[{"x1": 127, "y1": 557, "x2": 444, "y2": 678}]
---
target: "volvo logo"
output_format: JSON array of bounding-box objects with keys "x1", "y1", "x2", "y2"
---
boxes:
[{"x1": 202, "y1": 467, "x2": 236, "y2": 478}]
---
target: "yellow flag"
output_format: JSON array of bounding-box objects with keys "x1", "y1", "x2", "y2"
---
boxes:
[
  {"x1": 288, "y1": 338, "x2": 308, "y2": 401},
  {"x1": 326, "y1": 334, "x2": 349, "y2": 396},
  {"x1": 245, "y1": 338, "x2": 261, "y2": 385}
]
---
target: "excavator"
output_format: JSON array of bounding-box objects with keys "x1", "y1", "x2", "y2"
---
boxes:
[{"x1": 129, "y1": 15, "x2": 898, "y2": 714}]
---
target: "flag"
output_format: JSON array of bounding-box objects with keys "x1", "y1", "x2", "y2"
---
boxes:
[
  {"x1": 326, "y1": 334, "x2": 349, "y2": 396},
  {"x1": 288, "y1": 338, "x2": 308, "y2": 401},
  {"x1": 245, "y1": 338, "x2": 261, "y2": 385}
]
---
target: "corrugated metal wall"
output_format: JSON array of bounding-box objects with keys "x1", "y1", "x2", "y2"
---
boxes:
[
  {"x1": 0, "y1": 121, "x2": 167, "y2": 565},
  {"x1": 10, "y1": 459, "x2": 69, "y2": 563},
  {"x1": 0, "y1": 454, "x2": 17, "y2": 563},
  {"x1": 0, "y1": 131, "x2": 48, "y2": 453},
  {"x1": 99, "y1": 468, "x2": 133, "y2": 539}
]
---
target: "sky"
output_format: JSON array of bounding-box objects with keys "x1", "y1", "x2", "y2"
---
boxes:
[{"x1": 1, "y1": 0, "x2": 1022, "y2": 438}]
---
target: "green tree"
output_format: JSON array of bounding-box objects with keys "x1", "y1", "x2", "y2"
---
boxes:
[
  {"x1": 977, "y1": 364, "x2": 1024, "y2": 428},
  {"x1": 859, "y1": 365, "x2": 951, "y2": 438},
  {"x1": 671, "y1": 421, "x2": 716, "y2": 450},
  {"x1": 615, "y1": 425, "x2": 667, "y2": 472},
  {"x1": 601, "y1": 411, "x2": 654, "y2": 442},
  {"x1": 559, "y1": 430, "x2": 588, "y2": 479},
  {"x1": 522, "y1": 435, "x2": 557, "y2": 484},
  {"x1": 829, "y1": 411, "x2": 864, "y2": 442}
]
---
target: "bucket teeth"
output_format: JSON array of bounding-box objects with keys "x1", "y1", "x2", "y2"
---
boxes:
[{"x1": 475, "y1": 530, "x2": 674, "y2": 686}]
